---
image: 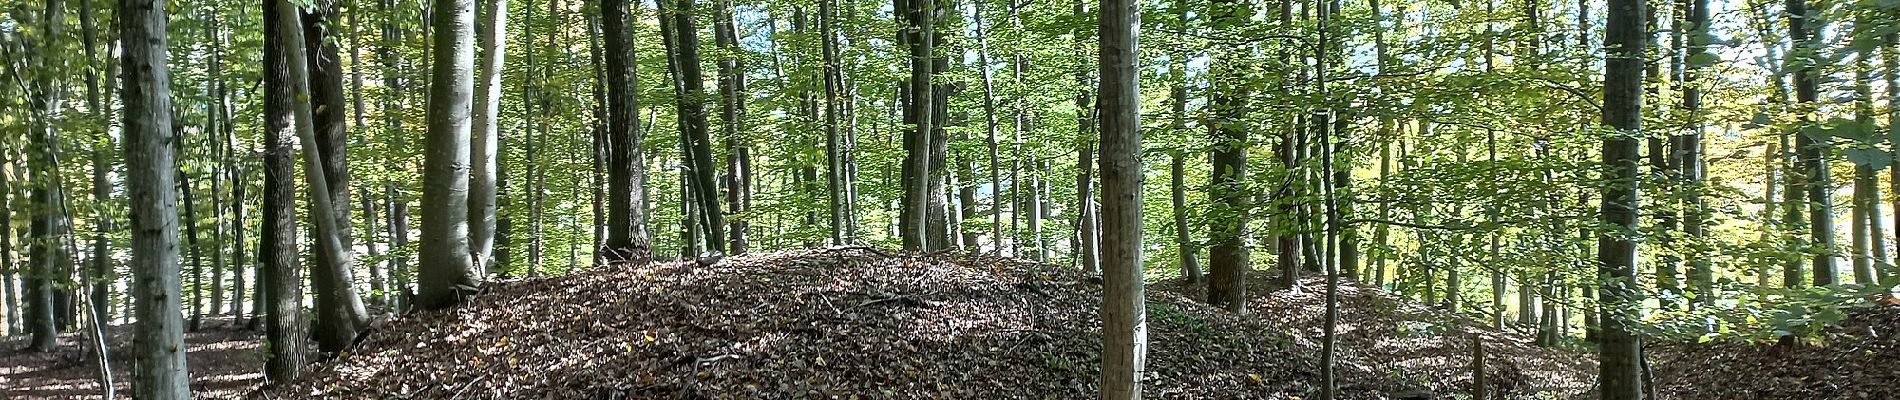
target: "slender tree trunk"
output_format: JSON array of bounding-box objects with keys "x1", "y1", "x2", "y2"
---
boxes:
[
  {"x1": 26, "y1": 0, "x2": 70, "y2": 353},
  {"x1": 898, "y1": 0, "x2": 936, "y2": 251},
  {"x1": 1849, "y1": 15, "x2": 1881, "y2": 285},
  {"x1": 263, "y1": 0, "x2": 311, "y2": 380},
  {"x1": 181, "y1": 152, "x2": 205, "y2": 330},
  {"x1": 717, "y1": 0, "x2": 752, "y2": 253},
  {"x1": 1599, "y1": 0, "x2": 1647, "y2": 396},
  {"x1": 659, "y1": 0, "x2": 727, "y2": 256},
  {"x1": 81, "y1": 0, "x2": 115, "y2": 327},
  {"x1": 1887, "y1": 34, "x2": 1900, "y2": 283},
  {"x1": 229, "y1": 138, "x2": 248, "y2": 321},
  {"x1": 1788, "y1": 0, "x2": 1837, "y2": 286},
  {"x1": 1073, "y1": 0, "x2": 1098, "y2": 273},
  {"x1": 586, "y1": 0, "x2": 608, "y2": 259},
  {"x1": 1097, "y1": 0, "x2": 1145, "y2": 394},
  {"x1": 469, "y1": 0, "x2": 507, "y2": 272},
  {"x1": 418, "y1": 0, "x2": 480, "y2": 310},
  {"x1": 298, "y1": 0, "x2": 371, "y2": 351},
  {"x1": 122, "y1": 0, "x2": 190, "y2": 394},
  {"x1": 972, "y1": 0, "x2": 1003, "y2": 254}
]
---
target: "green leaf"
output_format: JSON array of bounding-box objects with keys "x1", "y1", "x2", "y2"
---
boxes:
[
  {"x1": 1686, "y1": 52, "x2": 1720, "y2": 68},
  {"x1": 1848, "y1": 147, "x2": 1893, "y2": 168}
]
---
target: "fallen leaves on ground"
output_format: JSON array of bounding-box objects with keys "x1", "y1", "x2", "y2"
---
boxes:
[
  {"x1": 1653, "y1": 304, "x2": 1900, "y2": 400},
  {"x1": 267, "y1": 249, "x2": 1592, "y2": 399}
]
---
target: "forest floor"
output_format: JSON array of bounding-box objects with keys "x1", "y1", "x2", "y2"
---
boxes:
[
  {"x1": 248, "y1": 249, "x2": 1593, "y2": 399},
  {"x1": 1650, "y1": 302, "x2": 1900, "y2": 400},
  {"x1": 0, "y1": 316, "x2": 263, "y2": 399},
  {"x1": 21, "y1": 249, "x2": 1826, "y2": 399}
]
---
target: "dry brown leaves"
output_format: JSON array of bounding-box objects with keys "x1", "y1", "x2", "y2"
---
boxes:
[
  {"x1": 266, "y1": 250, "x2": 1593, "y2": 399},
  {"x1": 1653, "y1": 304, "x2": 1900, "y2": 400}
]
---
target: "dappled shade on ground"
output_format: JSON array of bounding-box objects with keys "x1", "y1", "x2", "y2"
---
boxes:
[
  {"x1": 1154, "y1": 276, "x2": 1597, "y2": 398},
  {"x1": 0, "y1": 317, "x2": 263, "y2": 399},
  {"x1": 265, "y1": 249, "x2": 1594, "y2": 399}
]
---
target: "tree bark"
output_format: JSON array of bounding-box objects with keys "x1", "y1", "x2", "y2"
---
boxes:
[
  {"x1": 82, "y1": 0, "x2": 115, "y2": 327},
  {"x1": 418, "y1": 0, "x2": 480, "y2": 310},
  {"x1": 602, "y1": 0, "x2": 652, "y2": 262},
  {"x1": 121, "y1": 0, "x2": 191, "y2": 394},
  {"x1": 1788, "y1": 0, "x2": 1837, "y2": 286},
  {"x1": 26, "y1": 0, "x2": 69, "y2": 353},
  {"x1": 297, "y1": 0, "x2": 371, "y2": 350},
  {"x1": 1097, "y1": 0, "x2": 1145, "y2": 392},
  {"x1": 898, "y1": 0, "x2": 936, "y2": 251},
  {"x1": 1599, "y1": 0, "x2": 1647, "y2": 396},
  {"x1": 717, "y1": 0, "x2": 752, "y2": 253},
  {"x1": 659, "y1": 0, "x2": 727, "y2": 256},
  {"x1": 469, "y1": 0, "x2": 507, "y2": 273},
  {"x1": 263, "y1": 0, "x2": 311, "y2": 380}
]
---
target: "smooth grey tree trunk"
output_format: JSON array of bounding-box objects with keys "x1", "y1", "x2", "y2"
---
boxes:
[
  {"x1": 293, "y1": 0, "x2": 371, "y2": 351},
  {"x1": 469, "y1": 0, "x2": 507, "y2": 273},
  {"x1": 26, "y1": 0, "x2": 68, "y2": 353},
  {"x1": 418, "y1": 0, "x2": 480, "y2": 310}
]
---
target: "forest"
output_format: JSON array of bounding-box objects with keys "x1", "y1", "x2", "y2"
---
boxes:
[{"x1": 3, "y1": 0, "x2": 1900, "y2": 397}]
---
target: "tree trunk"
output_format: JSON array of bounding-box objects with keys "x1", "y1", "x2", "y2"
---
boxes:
[
  {"x1": 1788, "y1": 0, "x2": 1837, "y2": 286},
  {"x1": 1097, "y1": 0, "x2": 1145, "y2": 394},
  {"x1": 81, "y1": 0, "x2": 115, "y2": 327},
  {"x1": 297, "y1": 0, "x2": 371, "y2": 351},
  {"x1": 263, "y1": 0, "x2": 312, "y2": 380},
  {"x1": 898, "y1": 0, "x2": 936, "y2": 251},
  {"x1": 659, "y1": 0, "x2": 727, "y2": 256},
  {"x1": 25, "y1": 0, "x2": 69, "y2": 353},
  {"x1": 181, "y1": 150, "x2": 205, "y2": 330},
  {"x1": 418, "y1": 0, "x2": 480, "y2": 310},
  {"x1": 715, "y1": 0, "x2": 752, "y2": 253},
  {"x1": 1205, "y1": 0, "x2": 1252, "y2": 313},
  {"x1": 1888, "y1": 34, "x2": 1900, "y2": 283},
  {"x1": 469, "y1": 0, "x2": 507, "y2": 272},
  {"x1": 602, "y1": 0, "x2": 652, "y2": 262},
  {"x1": 122, "y1": 0, "x2": 191, "y2": 393},
  {"x1": 1599, "y1": 0, "x2": 1647, "y2": 396}
]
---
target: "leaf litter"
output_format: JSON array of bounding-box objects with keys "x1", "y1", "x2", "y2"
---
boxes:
[{"x1": 264, "y1": 248, "x2": 1597, "y2": 399}]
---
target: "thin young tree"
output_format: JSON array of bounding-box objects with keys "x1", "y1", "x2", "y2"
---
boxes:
[
  {"x1": 418, "y1": 0, "x2": 480, "y2": 310},
  {"x1": 121, "y1": 0, "x2": 190, "y2": 395},
  {"x1": 300, "y1": 0, "x2": 371, "y2": 352},
  {"x1": 470, "y1": 0, "x2": 507, "y2": 273}
]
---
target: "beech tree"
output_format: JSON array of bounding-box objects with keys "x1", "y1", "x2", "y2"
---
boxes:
[{"x1": 418, "y1": 0, "x2": 479, "y2": 310}]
